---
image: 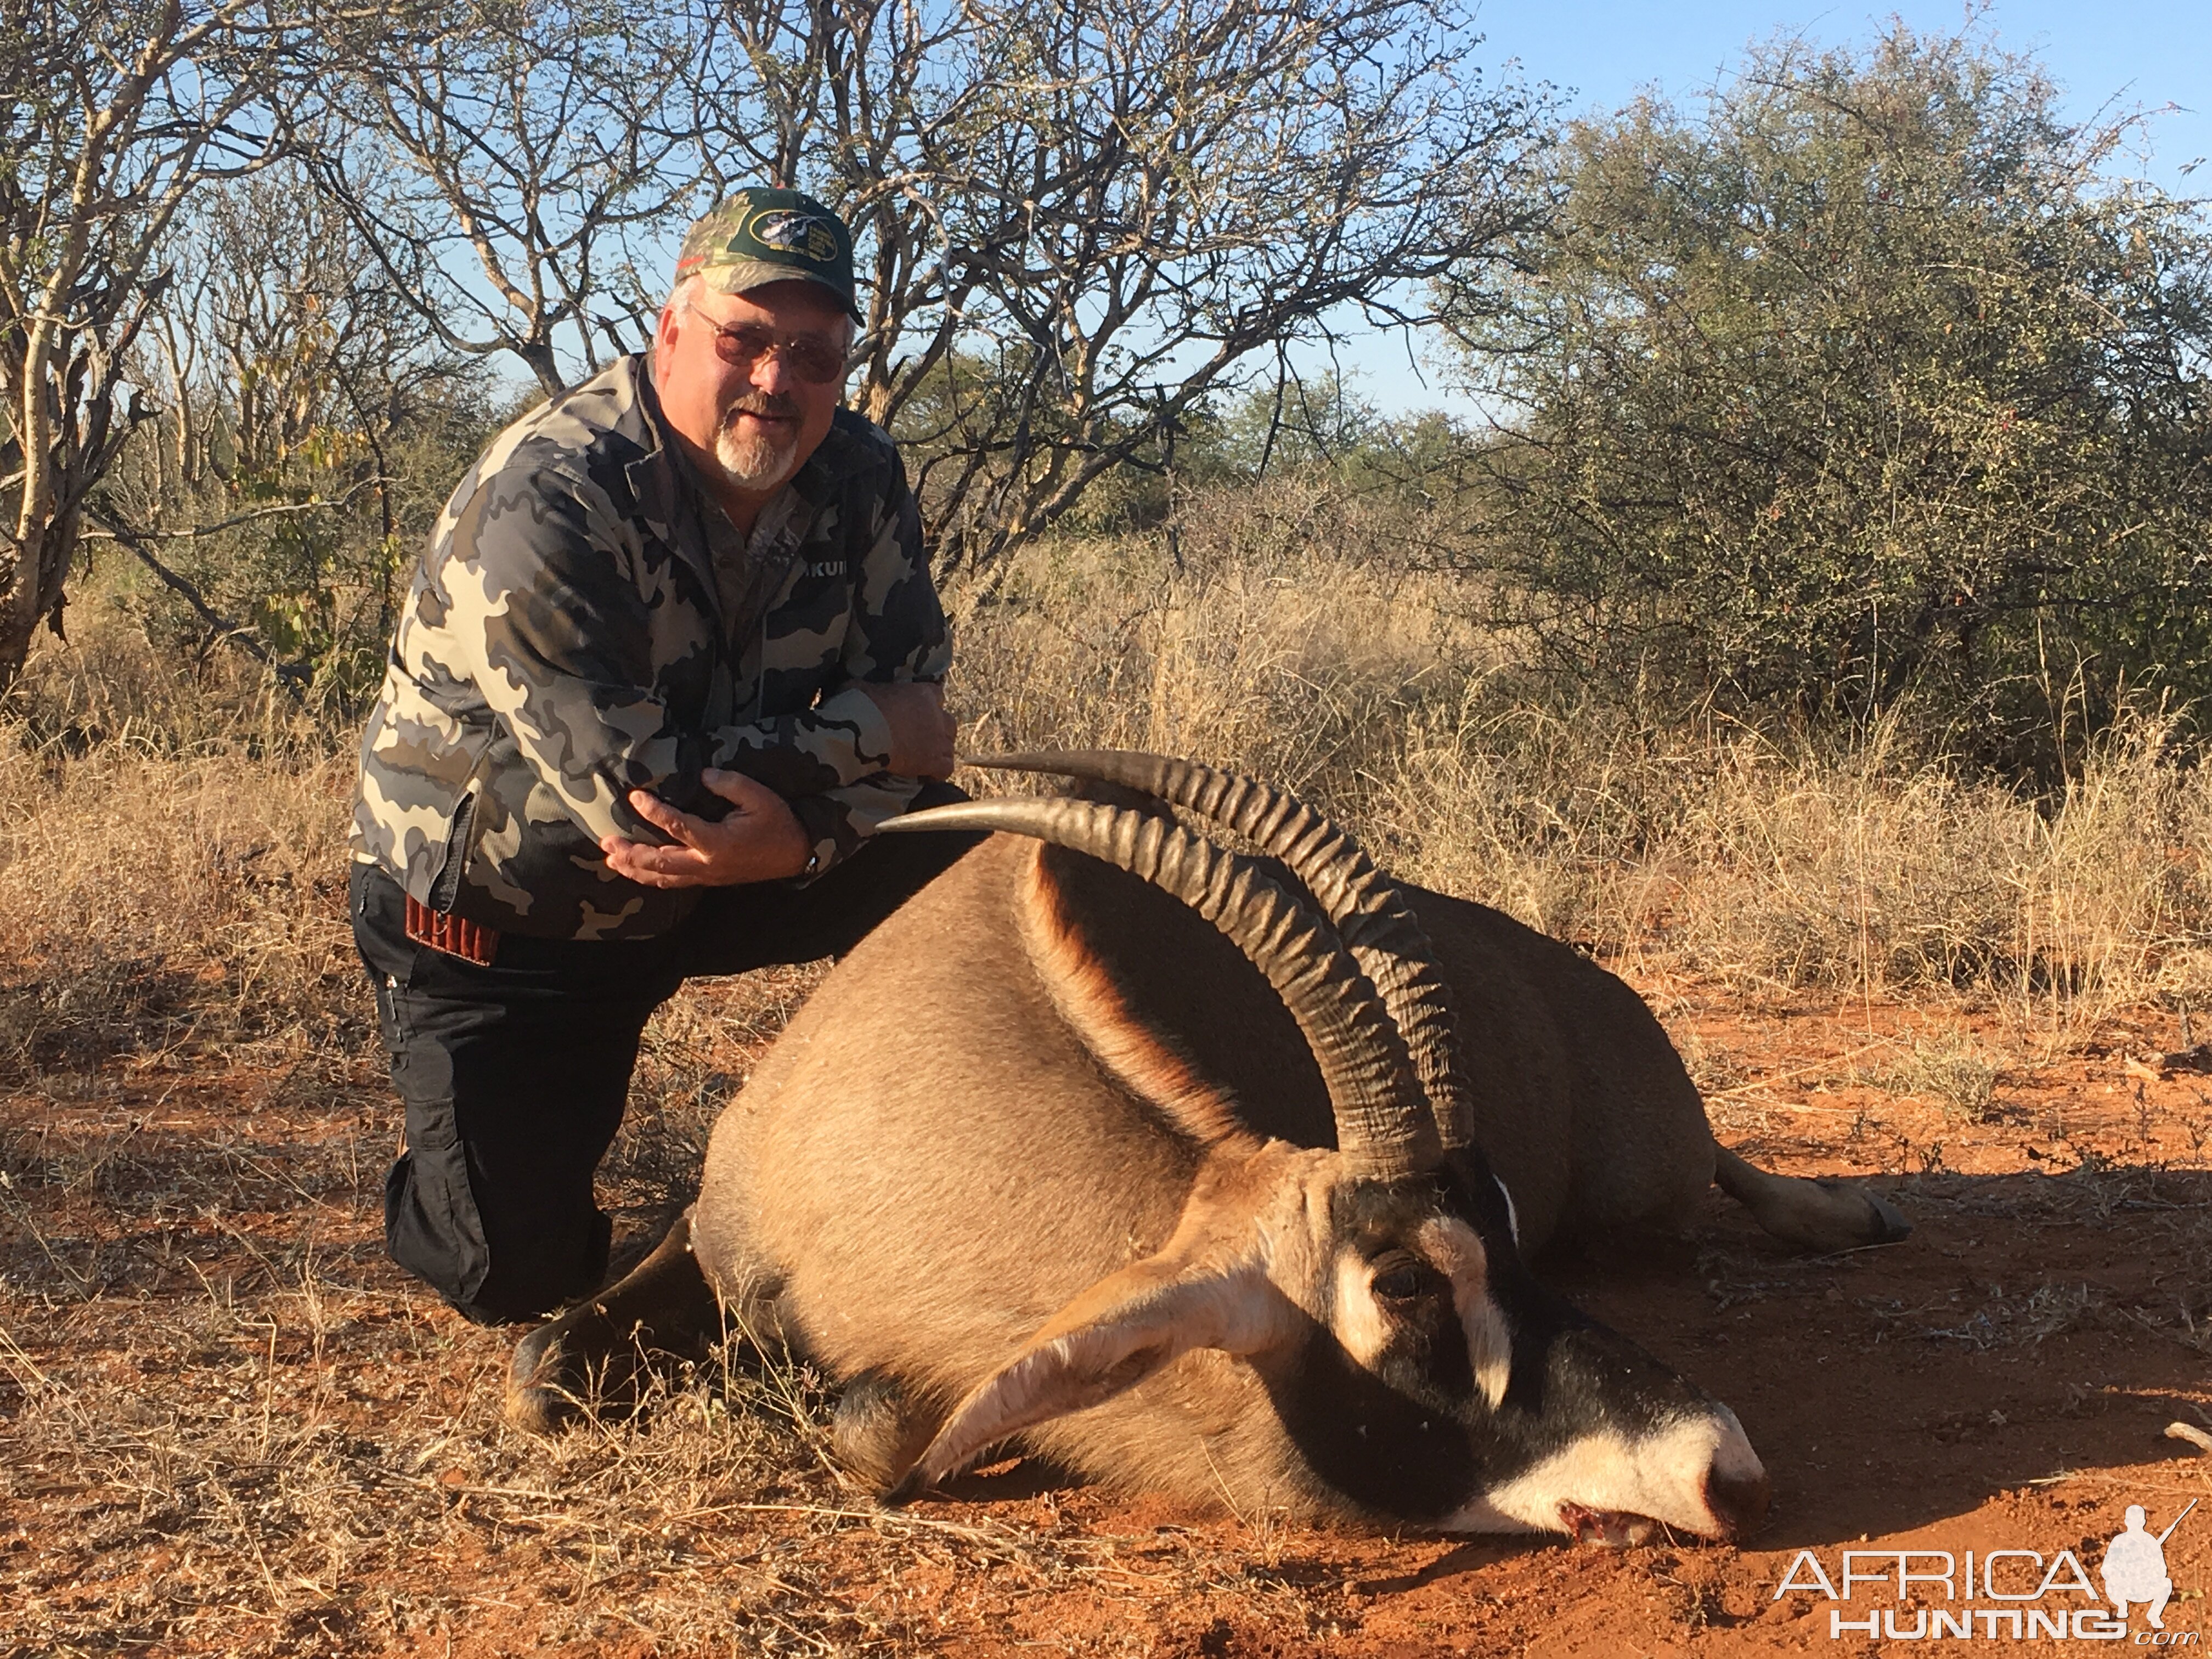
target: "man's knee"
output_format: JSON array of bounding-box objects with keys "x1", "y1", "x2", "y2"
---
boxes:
[
  {"x1": 467, "y1": 1214, "x2": 614, "y2": 1326},
  {"x1": 386, "y1": 1144, "x2": 613, "y2": 1324},
  {"x1": 365, "y1": 947, "x2": 665, "y2": 1323}
]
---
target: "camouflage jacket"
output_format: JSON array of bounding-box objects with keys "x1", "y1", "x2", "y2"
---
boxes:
[{"x1": 350, "y1": 354, "x2": 950, "y2": 941}]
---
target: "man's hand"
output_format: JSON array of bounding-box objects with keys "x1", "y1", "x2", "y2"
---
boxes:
[
  {"x1": 600, "y1": 769, "x2": 811, "y2": 888},
  {"x1": 859, "y1": 680, "x2": 956, "y2": 780}
]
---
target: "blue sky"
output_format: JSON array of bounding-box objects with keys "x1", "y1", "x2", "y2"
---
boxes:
[{"x1": 1341, "y1": 0, "x2": 2212, "y2": 416}]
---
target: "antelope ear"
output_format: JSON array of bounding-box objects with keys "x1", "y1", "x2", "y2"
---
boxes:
[{"x1": 887, "y1": 1252, "x2": 1294, "y2": 1502}]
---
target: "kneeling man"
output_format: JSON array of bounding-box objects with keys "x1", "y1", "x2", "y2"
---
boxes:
[{"x1": 349, "y1": 189, "x2": 973, "y2": 1323}]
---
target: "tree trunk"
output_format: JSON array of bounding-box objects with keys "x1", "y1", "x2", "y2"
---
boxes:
[{"x1": 0, "y1": 517, "x2": 61, "y2": 692}]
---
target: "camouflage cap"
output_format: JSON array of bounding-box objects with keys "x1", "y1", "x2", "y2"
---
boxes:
[{"x1": 675, "y1": 188, "x2": 862, "y2": 324}]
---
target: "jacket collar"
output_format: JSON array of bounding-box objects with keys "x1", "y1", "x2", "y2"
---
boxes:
[
  {"x1": 620, "y1": 353, "x2": 855, "y2": 603},
  {"x1": 617, "y1": 358, "x2": 696, "y2": 556}
]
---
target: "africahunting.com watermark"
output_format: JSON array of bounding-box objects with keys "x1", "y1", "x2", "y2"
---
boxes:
[{"x1": 1774, "y1": 1499, "x2": 2198, "y2": 1643}]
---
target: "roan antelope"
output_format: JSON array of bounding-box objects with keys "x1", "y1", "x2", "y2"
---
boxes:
[{"x1": 509, "y1": 751, "x2": 1905, "y2": 1542}]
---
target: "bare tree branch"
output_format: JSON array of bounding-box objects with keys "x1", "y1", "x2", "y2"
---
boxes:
[
  {"x1": 304, "y1": 3, "x2": 695, "y2": 397},
  {"x1": 0, "y1": 0, "x2": 316, "y2": 689},
  {"x1": 668, "y1": 0, "x2": 1549, "y2": 571},
  {"x1": 85, "y1": 499, "x2": 306, "y2": 690}
]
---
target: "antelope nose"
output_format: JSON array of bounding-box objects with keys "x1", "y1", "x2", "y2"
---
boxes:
[{"x1": 1704, "y1": 1460, "x2": 1772, "y2": 1539}]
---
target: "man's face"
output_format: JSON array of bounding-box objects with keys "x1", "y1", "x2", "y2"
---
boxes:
[{"x1": 653, "y1": 279, "x2": 849, "y2": 504}]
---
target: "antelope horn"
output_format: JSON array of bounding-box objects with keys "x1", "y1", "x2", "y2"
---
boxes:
[
  {"x1": 974, "y1": 751, "x2": 1477, "y2": 1156},
  {"x1": 877, "y1": 795, "x2": 1438, "y2": 1178}
]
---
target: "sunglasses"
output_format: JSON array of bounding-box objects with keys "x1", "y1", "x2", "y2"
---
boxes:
[{"x1": 681, "y1": 301, "x2": 849, "y2": 385}]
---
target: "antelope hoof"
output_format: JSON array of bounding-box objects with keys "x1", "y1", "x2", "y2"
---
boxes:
[
  {"x1": 834, "y1": 1368, "x2": 941, "y2": 1499},
  {"x1": 1821, "y1": 1179, "x2": 1912, "y2": 1246},
  {"x1": 506, "y1": 1322, "x2": 589, "y2": 1436}
]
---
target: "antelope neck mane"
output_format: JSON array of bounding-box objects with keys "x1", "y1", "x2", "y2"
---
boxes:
[{"x1": 1014, "y1": 839, "x2": 1339, "y2": 1154}]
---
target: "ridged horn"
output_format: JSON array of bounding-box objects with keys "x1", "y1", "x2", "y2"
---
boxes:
[
  {"x1": 877, "y1": 795, "x2": 1439, "y2": 1178},
  {"x1": 973, "y1": 751, "x2": 1477, "y2": 1156}
]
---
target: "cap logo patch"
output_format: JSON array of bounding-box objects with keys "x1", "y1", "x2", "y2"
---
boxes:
[{"x1": 747, "y1": 209, "x2": 840, "y2": 263}]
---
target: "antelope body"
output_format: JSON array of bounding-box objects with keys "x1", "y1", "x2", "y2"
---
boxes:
[{"x1": 511, "y1": 752, "x2": 1905, "y2": 1542}]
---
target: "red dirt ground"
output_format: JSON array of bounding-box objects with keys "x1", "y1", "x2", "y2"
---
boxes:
[{"x1": 4, "y1": 971, "x2": 2209, "y2": 1656}]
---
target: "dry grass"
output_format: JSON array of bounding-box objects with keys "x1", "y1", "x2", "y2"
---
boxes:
[
  {"x1": 963, "y1": 507, "x2": 2212, "y2": 1033},
  {"x1": 1867, "y1": 1032, "x2": 2004, "y2": 1122},
  {"x1": 22, "y1": 505, "x2": 2212, "y2": 1035},
  {"x1": 0, "y1": 741, "x2": 357, "y2": 1082},
  {"x1": 4, "y1": 955, "x2": 1238, "y2": 1656},
  {"x1": 5, "y1": 505, "x2": 2212, "y2": 1652}
]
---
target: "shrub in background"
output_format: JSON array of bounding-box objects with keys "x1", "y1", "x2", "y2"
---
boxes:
[{"x1": 1442, "y1": 23, "x2": 2212, "y2": 775}]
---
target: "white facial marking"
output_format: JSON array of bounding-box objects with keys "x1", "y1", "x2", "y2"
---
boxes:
[
  {"x1": 1331, "y1": 1250, "x2": 1396, "y2": 1367},
  {"x1": 1439, "y1": 1406, "x2": 1767, "y2": 1539},
  {"x1": 1415, "y1": 1217, "x2": 1513, "y2": 1408}
]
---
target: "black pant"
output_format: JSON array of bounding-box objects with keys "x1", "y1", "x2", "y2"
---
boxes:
[{"x1": 351, "y1": 786, "x2": 980, "y2": 1324}]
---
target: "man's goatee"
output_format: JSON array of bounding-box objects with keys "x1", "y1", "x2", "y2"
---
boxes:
[{"x1": 715, "y1": 404, "x2": 800, "y2": 492}]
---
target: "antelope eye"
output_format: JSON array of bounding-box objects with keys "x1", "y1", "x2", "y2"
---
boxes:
[{"x1": 1369, "y1": 1256, "x2": 1436, "y2": 1304}]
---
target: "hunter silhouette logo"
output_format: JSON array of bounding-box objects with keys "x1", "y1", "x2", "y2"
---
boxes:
[{"x1": 2105, "y1": 1500, "x2": 2194, "y2": 1629}]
